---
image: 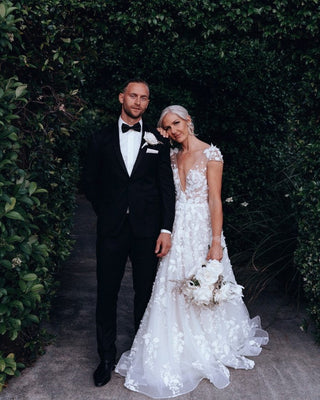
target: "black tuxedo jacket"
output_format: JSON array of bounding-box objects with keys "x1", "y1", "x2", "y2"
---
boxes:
[{"x1": 83, "y1": 122, "x2": 175, "y2": 238}]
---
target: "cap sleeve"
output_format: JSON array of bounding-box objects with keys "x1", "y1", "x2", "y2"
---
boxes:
[
  {"x1": 204, "y1": 145, "x2": 223, "y2": 163},
  {"x1": 170, "y1": 147, "x2": 179, "y2": 157}
]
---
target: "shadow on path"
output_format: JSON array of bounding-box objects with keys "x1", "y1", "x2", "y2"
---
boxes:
[{"x1": 2, "y1": 195, "x2": 320, "y2": 400}]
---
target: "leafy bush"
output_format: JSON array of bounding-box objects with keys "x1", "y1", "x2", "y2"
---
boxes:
[
  {"x1": 0, "y1": 0, "x2": 87, "y2": 387},
  {"x1": 0, "y1": 352, "x2": 24, "y2": 391},
  {"x1": 294, "y1": 146, "x2": 320, "y2": 339},
  {"x1": 291, "y1": 117, "x2": 320, "y2": 339},
  {"x1": 0, "y1": 74, "x2": 49, "y2": 387}
]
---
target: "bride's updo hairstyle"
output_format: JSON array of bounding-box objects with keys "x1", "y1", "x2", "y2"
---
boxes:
[{"x1": 158, "y1": 105, "x2": 195, "y2": 136}]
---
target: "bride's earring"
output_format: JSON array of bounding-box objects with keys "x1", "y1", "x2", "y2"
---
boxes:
[{"x1": 187, "y1": 122, "x2": 194, "y2": 136}]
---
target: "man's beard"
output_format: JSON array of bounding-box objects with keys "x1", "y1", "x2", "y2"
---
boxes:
[{"x1": 122, "y1": 104, "x2": 144, "y2": 120}]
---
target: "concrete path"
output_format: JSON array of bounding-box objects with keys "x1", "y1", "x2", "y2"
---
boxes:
[{"x1": 2, "y1": 195, "x2": 320, "y2": 400}]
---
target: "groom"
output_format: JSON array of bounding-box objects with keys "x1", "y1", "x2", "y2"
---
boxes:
[{"x1": 83, "y1": 79, "x2": 175, "y2": 387}]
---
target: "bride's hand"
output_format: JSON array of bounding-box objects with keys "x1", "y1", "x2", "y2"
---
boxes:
[
  {"x1": 157, "y1": 127, "x2": 169, "y2": 138},
  {"x1": 206, "y1": 242, "x2": 223, "y2": 261}
]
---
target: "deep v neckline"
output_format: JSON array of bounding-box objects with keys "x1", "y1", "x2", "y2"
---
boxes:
[
  {"x1": 174, "y1": 147, "x2": 209, "y2": 193},
  {"x1": 176, "y1": 160, "x2": 198, "y2": 193}
]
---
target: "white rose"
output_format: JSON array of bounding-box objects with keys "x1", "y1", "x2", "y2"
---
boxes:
[
  {"x1": 214, "y1": 281, "x2": 243, "y2": 304},
  {"x1": 142, "y1": 132, "x2": 163, "y2": 148},
  {"x1": 195, "y1": 260, "x2": 223, "y2": 285},
  {"x1": 195, "y1": 268, "x2": 217, "y2": 286},
  {"x1": 192, "y1": 287, "x2": 213, "y2": 306},
  {"x1": 206, "y1": 259, "x2": 224, "y2": 272}
]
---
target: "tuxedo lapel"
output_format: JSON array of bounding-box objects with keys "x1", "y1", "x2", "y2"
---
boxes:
[
  {"x1": 112, "y1": 125, "x2": 129, "y2": 176},
  {"x1": 130, "y1": 125, "x2": 147, "y2": 177}
]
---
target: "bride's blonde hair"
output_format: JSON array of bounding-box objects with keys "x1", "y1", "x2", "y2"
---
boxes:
[{"x1": 157, "y1": 105, "x2": 195, "y2": 136}]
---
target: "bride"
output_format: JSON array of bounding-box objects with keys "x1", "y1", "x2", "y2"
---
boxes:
[{"x1": 115, "y1": 105, "x2": 269, "y2": 398}]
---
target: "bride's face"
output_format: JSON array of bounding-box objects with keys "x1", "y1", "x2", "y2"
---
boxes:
[{"x1": 162, "y1": 113, "x2": 190, "y2": 143}]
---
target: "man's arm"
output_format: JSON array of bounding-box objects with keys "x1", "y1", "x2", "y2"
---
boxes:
[
  {"x1": 155, "y1": 135, "x2": 175, "y2": 257},
  {"x1": 158, "y1": 136, "x2": 175, "y2": 230}
]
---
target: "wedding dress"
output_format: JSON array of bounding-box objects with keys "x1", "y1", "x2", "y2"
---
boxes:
[{"x1": 116, "y1": 145, "x2": 269, "y2": 398}]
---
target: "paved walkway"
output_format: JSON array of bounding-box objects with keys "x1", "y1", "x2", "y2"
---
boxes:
[{"x1": 2, "y1": 196, "x2": 320, "y2": 400}]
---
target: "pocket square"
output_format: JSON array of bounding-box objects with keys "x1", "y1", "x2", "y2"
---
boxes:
[{"x1": 146, "y1": 148, "x2": 159, "y2": 154}]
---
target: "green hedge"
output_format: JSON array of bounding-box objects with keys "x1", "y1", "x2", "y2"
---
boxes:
[
  {"x1": 0, "y1": 75, "x2": 44, "y2": 386},
  {"x1": 0, "y1": 1, "x2": 87, "y2": 389}
]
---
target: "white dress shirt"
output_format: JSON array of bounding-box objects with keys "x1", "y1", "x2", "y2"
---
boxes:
[
  {"x1": 118, "y1": 117, "x2": 142, "y2": 176},
  {"x1": 118, "y1": 117, "x2": 171, "y2": 235}
]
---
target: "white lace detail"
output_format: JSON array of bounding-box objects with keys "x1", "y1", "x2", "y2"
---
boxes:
[
  {"x1": 116, "y1": 144, "x2": 268, "y2": 398},
  {"x1": 170, "y1": 144, "x2": 223, "y2": 203}
]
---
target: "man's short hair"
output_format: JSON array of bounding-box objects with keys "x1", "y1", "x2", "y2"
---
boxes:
[{"x1": 120, "y1": 79, "x2": 150, "y2": 94}]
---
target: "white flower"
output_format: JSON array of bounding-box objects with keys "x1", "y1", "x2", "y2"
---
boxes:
[
  {"x1": 7, "y1": 33, "x2": 14, "y2": 42},
  {"x1": 195, "y1": 260, "x2": 223, "y2": 285},
  {"x1": 241, "y1": 201, "x2": 249, "y2": 207},
  {"x1": 225, "y1": 197, "x2": 233, "y2": 203},
  {"x1": 214, "y1": 281, "x2": 244, "y2": 304},
  {"x1": 206, "y1": 259, "x2": 223, "y2": 271},
  {"x1": 176, "y1": 259, "x2": 243, "y2": 307},
  {"x1": 192, "y1": 287, "x2": 213, "y2": 306},
  {"x1": 142, "y1": 132, "x2": 163, "y2": 148},
  {"x1": 11, "y1": 257, "x2": 22, "y2": 268}
]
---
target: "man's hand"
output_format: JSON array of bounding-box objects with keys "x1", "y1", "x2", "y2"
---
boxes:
[{"x1": 155, "y1": 232, "x2": 171, "y2": 257}]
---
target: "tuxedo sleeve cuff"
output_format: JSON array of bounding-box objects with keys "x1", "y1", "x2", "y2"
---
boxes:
[{"x1": 160, "y1": 229, "x2": 171, "y2": 234}]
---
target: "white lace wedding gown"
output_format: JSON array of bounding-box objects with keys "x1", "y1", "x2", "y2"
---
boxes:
[{"x1": 116, "y1": 145, "x2": 269, "y2": 398}]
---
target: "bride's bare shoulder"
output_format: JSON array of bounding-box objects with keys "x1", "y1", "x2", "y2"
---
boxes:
[{"x1": 195, "y1": 139, "x2": 210, "y2": 152}]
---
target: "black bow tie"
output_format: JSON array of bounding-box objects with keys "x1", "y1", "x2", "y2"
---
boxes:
[{"x1": 121, "y1": 122, "x2": 141, "y2": 133}]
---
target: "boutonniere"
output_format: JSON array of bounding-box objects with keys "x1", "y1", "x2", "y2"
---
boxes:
[{"x1": 141, "y1": 132, "x2": 163, "y2": 148}]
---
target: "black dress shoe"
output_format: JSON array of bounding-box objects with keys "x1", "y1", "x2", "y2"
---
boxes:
[{"x1": 93, "y1": 360, "x2": 115, "y2": 387}]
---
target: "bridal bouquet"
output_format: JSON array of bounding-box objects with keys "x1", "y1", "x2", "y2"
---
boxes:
[{"x1": 179, "y1": 259, "x2": 244, "y2": 307}]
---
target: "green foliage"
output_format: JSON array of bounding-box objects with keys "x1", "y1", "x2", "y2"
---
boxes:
[
  {"x1": 0, "y1": 74, "x2": 46, "y2": 387},
  {"x1": 0, "y1": 0, "x2": 87, "y2": 387},
  {"x1": 0, "y1": 352, "x2": 24, "y2": 391},
  {"x1": 0, "y1": 76, "x2": 47, "y2": 339},
  {"x1": 292, "y1": 122, "x2": 320, "y2": 340}
]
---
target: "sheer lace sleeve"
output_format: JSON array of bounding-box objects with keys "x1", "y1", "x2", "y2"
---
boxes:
[
  {"x1": 204, "y1": 145, "x2": 223, "y2": 163},
  {"x1": 170, "y1": 147, "x2": 179, "y2": 157},
  {"x1": 170, "y1": 147, "x2": 179, "y2": 166}
]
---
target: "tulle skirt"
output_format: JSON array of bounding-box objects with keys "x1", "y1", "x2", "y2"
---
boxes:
[{"x1": 116, "y1": 202, "x2": 269, "y2": 398}]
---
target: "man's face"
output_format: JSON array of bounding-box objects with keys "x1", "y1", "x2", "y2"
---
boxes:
[{"x1": 119, "y1": 82, "x2": 150, "y2": 121}]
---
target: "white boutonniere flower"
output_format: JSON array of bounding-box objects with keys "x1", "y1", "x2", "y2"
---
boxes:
[{"x1": 142, "y1": 132, "x2": 163, "y2": 148}]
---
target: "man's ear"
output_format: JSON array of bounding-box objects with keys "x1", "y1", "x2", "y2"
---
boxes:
[{"x1": 119, "y1": 92, "x2": 124, "y2": 104}]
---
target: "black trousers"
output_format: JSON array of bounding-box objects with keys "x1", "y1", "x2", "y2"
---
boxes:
[{"x1": 95, "y1": 216, "x2": 158, "y2": 362}]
